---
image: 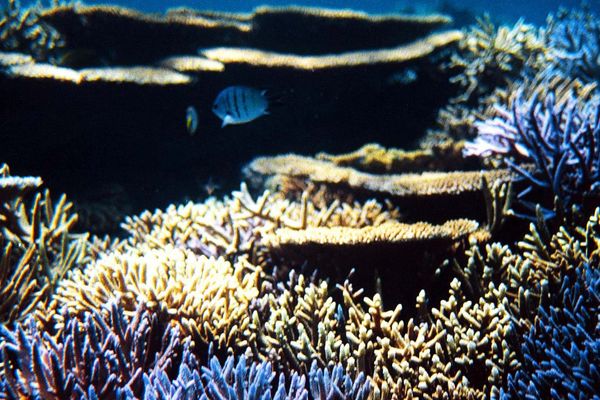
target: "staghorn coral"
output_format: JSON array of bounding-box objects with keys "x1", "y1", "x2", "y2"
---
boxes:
[
  {"x1": 146, "y1": 345, "x2": 370, "y2": 400},
  {"x1": 122, "y1": 184, "x2": 403, "y2": 264},
  {"x1": 0, "y1": 165, "x2": 86, "y2": 325},
  {"x1": 448, "y1": 15, "x2": 547, "y2": 103},
  {"x1": 0, "y1": 302, "x2": 188, "y2": 399},
  {"x1": 545, "y1": 8, "x2": 600, "y2": 83},
  {"x1": 246, "y1": 266, "x2": 517, "y2": 399},
  {"x1": 145, "y1": 350, "x2": 309, "y2": 400},
  {"x1": 427, "y1": 66, "x2": 598, "y2": 144},
  {"x1": 465, "y1": 89, "x2": 600, "y2": 220},
  {"x1": 0, "y1": 0, "x2": 64, "y2": 61},
  {"x1": 500, "y1": 264, "x2": 600, "y2": 400},
  {"x1": 315, "y1": 142, "x2": 468, "y2": 174},
  {"x1": 54, "y1": 245, "x2": 261, "y2": 350}
]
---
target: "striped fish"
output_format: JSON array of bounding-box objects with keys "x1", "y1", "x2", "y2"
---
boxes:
[{"x1": 212, "y1": 86, "x2": 269, "y2": 127}]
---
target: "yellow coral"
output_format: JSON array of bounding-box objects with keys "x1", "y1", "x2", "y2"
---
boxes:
[{"x1": 56, "y1": 245, "x2": 261, "y2": 349}]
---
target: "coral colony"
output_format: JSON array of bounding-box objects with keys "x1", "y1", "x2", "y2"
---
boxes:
[{"x1": 2, "y1": 3, "x2": 600, "y2": 400}]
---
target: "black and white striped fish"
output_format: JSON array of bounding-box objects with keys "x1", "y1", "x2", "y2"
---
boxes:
[{"x1": 212, "y1": 86, "x2": 269, "y2": 127}]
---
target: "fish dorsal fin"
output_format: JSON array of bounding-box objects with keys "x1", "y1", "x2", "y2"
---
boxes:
[{"x1": 222, "y1": 115, "x2": 234, "y2": 128}]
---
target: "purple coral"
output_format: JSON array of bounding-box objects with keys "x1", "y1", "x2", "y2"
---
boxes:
[
  {"x1": 546, "y1": 8, "x2": 600, "y2": 82},
  {"x1": 465, "y1": 90, "x2": 600, "y2": 219},
  {"x1": 0, "y1": 302, "x2": 185, "y2": 399}
]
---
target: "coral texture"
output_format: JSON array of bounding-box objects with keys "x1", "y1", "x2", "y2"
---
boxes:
[{"x1": 465, "y1": 90, "x2": 600, "y2": 219}]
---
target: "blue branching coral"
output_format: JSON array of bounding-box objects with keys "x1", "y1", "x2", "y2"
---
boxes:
[
  {"x1": 464, "y1": 90, "x2": 600, "y2": 220},
  {"x1": 0, "y1": 300, "x2": 371, "y2": 400},
  {"x1": 0, "y1": 302, "x2": 183, "y2": 399},
  {"x1": 500, "y1": 264, "x2": 600, "y2": 399},
  {"x1": 145, "y1": 351, "x2": 371, "y2": 400},
  {"x1": 146, "y1": 352, "x2": 308, "y2": 400},
  {"x1": 545, "y1": 8, "x2": 600, "y2": 82}
]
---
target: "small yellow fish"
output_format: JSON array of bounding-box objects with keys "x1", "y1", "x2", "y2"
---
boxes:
[{"x1": 186, "y1": 106, "x2": 198, "y2": 135}]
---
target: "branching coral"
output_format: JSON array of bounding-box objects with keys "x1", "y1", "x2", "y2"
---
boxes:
[
  {"x1": 0, "y1": 302, "x2": 184, "y2": 399},
  {"x1": 54, "y1": 245, "x2": 261, "y2": 350},
  {"x1": 428, "y1": 67, "x2": 598, "y2": 143},
  {"x1": 122, "y1": 184, "x2": 402, "y2": 264},
  {"x1": 500, "y1": 264, "x2": 600, "y2": 399},
  {"x1": 545, "y1": 8, "x2": 600, "y2": 83},
  {"x1": 465, "y1": 89, "x2": 600, "y2": 220},
  {"x1": 146, "y1": 351, "x2": 309, "y2": 400},
  {"x1": 448, "y1": 15, "x2": 547, "y2": 103},
  {"x1": 0, "y1": 0, "x2": 64, "y2": 61},
  {"x1": 0, "y1": 164, "x2": 86, "y2": 325}
]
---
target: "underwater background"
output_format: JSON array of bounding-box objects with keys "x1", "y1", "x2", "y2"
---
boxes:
[{"x1": 2, "y1": 0, "x2": 600, "y2": 399}]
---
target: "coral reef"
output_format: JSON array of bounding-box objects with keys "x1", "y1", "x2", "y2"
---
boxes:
[
  {"x1": 447, "y1": 15, "x2": 547, "y2": 103},
  {"x1": 545, "y1": 8, "x2": 600, "y2": 82},
  {"x1": 0, "y1": 302, "x2": 183, "y2": 398},
  {"x1": 55, "y1": 246, "x2": 261, "y2": 349},
  {"x1": 5, "y1": 5, "x2": 600, "y2": 400},
  {"x1": 465, "y1": 89, "x2": 600, "y2": 220},
  {"x1": 199, "y1": 30, "x2": 462, "y2": 70},
  {"x1": 245, "y1": 154, "x2": 512, "y2": 200},
  {"x1": 0, "y1": 0, "x2": 64, "y2": 61},
  {"x1": 0, "y1": 165, "x2": 86, "y2": 325},
  {"x1": 501, "y1": 264, "x2": 600, "y2": 399},
  {"x1": 315, "y1": 141, "x2": 468, "y2": 174},
  {"x1": 3, "y1": 62, "x2": 194, "y2": 85}
]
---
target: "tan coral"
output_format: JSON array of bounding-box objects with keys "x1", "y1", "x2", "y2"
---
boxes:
[
  {"x1": 200, "y1": 30, "x2": 463, "y2": 70},
  {"x1": 121, "y1": 184, "x2": 403, "y2": 264},
  {"x1": 79, "y1": 66, "x2": 193, "y2": 85},
  {"x1": 55, "y1": 244, "x2": 261, "y2": 349},
  {"x1": 245, "y1": 154, "x2": 513, "y2": 198},
  {"x1": 263, "y1": 219, "x2": 479, "y2": 247},
  {"x1": 157, "y1": 55, "x2": 225, "y2": 72},
  {"x1": 0, "y1": 51, "x2": 34, "y2": 66},
  {"x1": 448, "y1": 16, "x2": 548, "y2": 102},
  {"x1": 316, "y1": 142, "x2": 467, "y2": 174},
  {"x1": 0, "y1": 165, "x2": 86, "y2": 325},
  {"x1": 5, "y1": 63, "x2": 82, "y2": 82},
  {"x1": 5, "y1": 63, "x2": 194, "y2": 85}
]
